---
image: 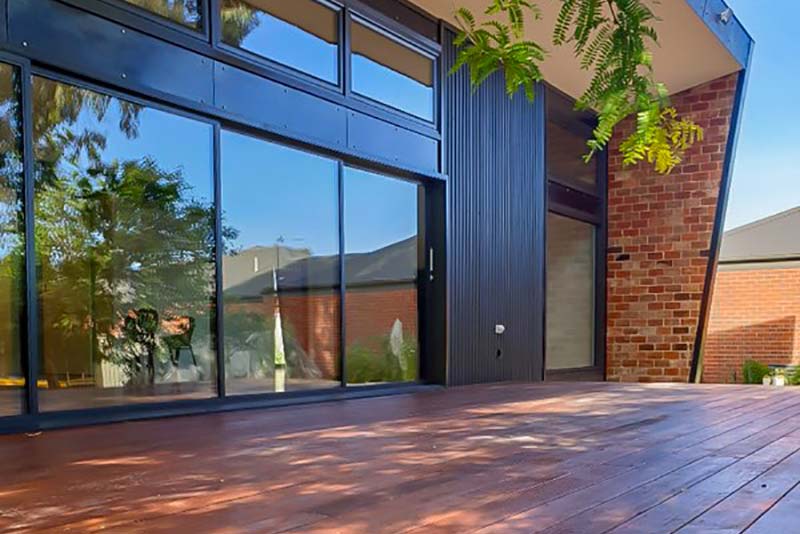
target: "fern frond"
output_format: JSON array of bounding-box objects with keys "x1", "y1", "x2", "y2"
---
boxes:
[
  {"x1": 451, "y1": 0, "x2": 703, "y2": 174},
  {"x1": 450, "y1": 0, "x2": 545, "y2": 101},
  {"x1": 554, "y1": 0, "x2": 579, "y2": 45}
]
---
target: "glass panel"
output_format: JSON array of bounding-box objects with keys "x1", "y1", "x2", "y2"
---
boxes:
[
  {"x1": 221, "y1": 131, "x2": 340, "y2": 394},
  {"x1": 33, "y1": 77, "x2": 217, "y2": 411},
  {"x1": 546, "y1": 213, "x2": 595, "y2": 370},
  {"x1": 0, "y1": 64, "x2": 24, "y2": 417},
  {"x1": 547, "y1": 91, "x2": 597, "y2": 189},
  {"x1": 221, "y1": 0, "x2": 339, "y2": 84},
  {"x1": 122, "y1": 0, "x2": 203, "y2": 29},
  {"x1": 351, "y1": 21, "x2": 434, "y2": 121},
  {"x1": 344, "y1": 168, "x2": 421, "y2": 385}
]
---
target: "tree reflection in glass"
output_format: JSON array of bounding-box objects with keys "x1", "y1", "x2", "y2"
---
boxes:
[
  {"x1": 122, "y1": 0, "x2": 203, "y2": 29},
  {"x1": 0, "y1": 63, "x2": 24, "y2": 416},
  {"x1": 33, "y1": 77, "x2": 217, "y2": 411}
]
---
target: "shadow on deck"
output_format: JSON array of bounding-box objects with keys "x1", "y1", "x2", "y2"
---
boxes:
[{"x1": 1, "y1": 381, "x2": 799, "y2": 533}]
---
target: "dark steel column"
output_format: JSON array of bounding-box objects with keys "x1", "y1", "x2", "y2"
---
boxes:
[{"x1": 690, "y1": 50, "x2": 754, "y2": 383}]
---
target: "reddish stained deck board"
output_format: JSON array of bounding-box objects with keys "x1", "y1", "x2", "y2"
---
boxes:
[{"x1": 1, "y1": 383, "x2": 800, "y2": 533}]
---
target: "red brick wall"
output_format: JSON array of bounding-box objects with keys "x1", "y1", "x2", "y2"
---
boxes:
[
  {"x1": 230, "y1": 286, "x2": 417, "y2": 379},
  {"x1": 278, "y1": 292, "x2": 341, "y2": 378},
  {"x1": 606, "y1": 73, "x2": 738, "y2": 383},
  {"x1": 227, "y1": 294, "x2": 340, "y2": 378},
  {"x1": 703, "y1": 266, "x2": 800, "y2": 383},
  {"x1": 345, "y1": 287, "x2": 418, "y2": 351}
]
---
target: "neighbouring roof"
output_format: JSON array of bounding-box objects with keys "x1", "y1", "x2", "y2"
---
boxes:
[
  {"x1": 719, "y1": 207, "x2": 800, "y2": 263},
  {"x1": 224, "y1": 236, "x2": 418, "y2": 297}
]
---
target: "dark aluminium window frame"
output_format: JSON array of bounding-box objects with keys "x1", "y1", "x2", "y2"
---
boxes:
[
  {"x1": 214, "y1": 0, "x2": 345, "y2": 90},
  {"x1": 98, "y1": 0, "x2": 212, "y2": 37},
  {"x1": 58, "y1": 0, "x2": 441, "y2": 137},
  {"x1": 542, "y1": 85, "x2": 608, "y2": 382},
  {"x1": 0, "y1": 0, "x2": 443, "y2": 432},
  {"x1": 339, "y1": 163, "x2": 429, "y2": 386},
  {"x1": 346, "y1": 12, "x2": 439, "y2": 123}
]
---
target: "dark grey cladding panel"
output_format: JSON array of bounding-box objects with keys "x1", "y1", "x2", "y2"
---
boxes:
[
  {"x1": 0, "y1": 0, "x2": 6, "y2": 45},
  {"x1": 443, "y1": 29, "x2": 545, "y2": 386},
  {"x1": 214, "y1": 62, "x2": 347, "y2": 149},
  {"x1": 9, "y1": 0, "x2": 212, "y2": 105},
  {"x1": 347, "y1": 111, "x2": 438, "y2": 175},
  {"x1": 214, "y1": 63, "x2": 436, "y2": 173}
]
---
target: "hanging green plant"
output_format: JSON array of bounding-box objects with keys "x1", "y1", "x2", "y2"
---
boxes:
[{"x1": 451, "y1": 0, "x2": 704, "y2": 174}]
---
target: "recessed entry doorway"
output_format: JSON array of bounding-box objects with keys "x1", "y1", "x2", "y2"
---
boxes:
[{"x1": 544, "y1": 88, "x2": 606, "y2": 381}]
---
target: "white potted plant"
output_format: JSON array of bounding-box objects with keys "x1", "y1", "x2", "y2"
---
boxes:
[{"x1": 773, "y1": 369, "x2": 787, "y2": 387}]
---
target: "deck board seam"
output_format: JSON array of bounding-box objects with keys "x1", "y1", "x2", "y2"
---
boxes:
[
  {"x1": 406, "y1": 395, "x2": 800, "y2": 533},
  {"x1": 668, "y1": 444, "x2": 800, "y2": 533},
  {"x1": 740, "y1": 479, "x2": 800, "y2": 534},
  {"x1": 596, "y1": 419, "x2": 800, "y2": 533}
]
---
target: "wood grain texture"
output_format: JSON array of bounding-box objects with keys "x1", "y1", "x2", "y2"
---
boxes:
[{"x1": 1, "y1": 382, "x2": 799, "y2": 533}]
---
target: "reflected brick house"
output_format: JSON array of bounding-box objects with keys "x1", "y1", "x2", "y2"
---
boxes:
[
  {"x1": 223, "y1": 238, "x2": 418, "y2": 379},
  {"x1": 703, "y1": 208, "x2": 800, "y2": 383}
]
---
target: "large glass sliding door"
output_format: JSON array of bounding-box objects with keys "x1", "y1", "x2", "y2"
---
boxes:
[
  {"x1": 343, "y1": 168, "x2": 422, "y2": 385},
  {"x1": 0, "y1": 66, "x2": 431, "y2": 428},
  {"x1": 33, "y1": 77, "x2": 218, "y2": 411},
  {"x1": 0, "y1": 63, "x2": 25, "y2": 416},
  {"x1": 220, "y1": 131, "x2": 341, "y2": 394},
  {"x1": 219, "y1": 153, "x2": 424, "y2": 390}
]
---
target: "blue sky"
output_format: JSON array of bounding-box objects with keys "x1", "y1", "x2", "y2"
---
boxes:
[
  {"x1": 723, "y1": 0, "x2": 800, "y2": 229},
  {"x1": 61, "y1": 86, "x2": 417, "y2": 258},
  {"x1": 221, "y1": 130, "x2": 418, "y2": 256}
]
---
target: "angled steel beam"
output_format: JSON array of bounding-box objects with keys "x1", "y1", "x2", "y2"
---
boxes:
[{"x1": 690, "y1": 44, "x2": 754, "y2": 383}]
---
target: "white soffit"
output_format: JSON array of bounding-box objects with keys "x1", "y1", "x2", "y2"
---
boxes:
[{"x1": 409, "y1": 0, "x2": 742, "y2": 99}]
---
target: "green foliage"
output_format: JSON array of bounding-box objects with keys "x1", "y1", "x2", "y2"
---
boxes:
[
  {"x1": 789, "y1": 368, "x2": 800, "y2": 386},
  {"x1": 452, "y1": 0, "x2": 704, "y2": 174},
  {"x1": 121, "y1": 308, "x2": 160, "y2": 384},
  {"x1": 452, "y1": 0, "x2": 545, "y2": 101},
  {"x1": 29, "y1": 79, "x2": 220, "y2": 384},
  {"x1": 618, "y1": 106, "x2": 704, "y2": 173},
  {"x1": 742, "y1": 360, "x2": 770, "y2": 385},
  {"x1": 219, "y1": 0, "x2": 263, "y2": 47},
  {"x1": 125, "y1": 0, "x2": 199, "y2": 26},
  {"x1": 222, "y1": 309, "x2": 326, "y2": 381},
  {"x1": 346, "y1": 338, "x2": 418, "y2": 384}
]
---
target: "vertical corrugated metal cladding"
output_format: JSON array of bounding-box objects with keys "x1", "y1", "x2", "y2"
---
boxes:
[{"x1": 442, "y1": 28, "x2": 546, "y2": 386}]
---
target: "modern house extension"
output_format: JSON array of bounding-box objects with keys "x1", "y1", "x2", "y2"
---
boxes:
[{"x1": 0, "y1": 0, "x2": 753, "y2": 433}]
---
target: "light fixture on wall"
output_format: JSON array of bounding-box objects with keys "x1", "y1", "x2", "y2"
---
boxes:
[{"x1": 719, "y1": 8, "x2": 733, "y2": 25}]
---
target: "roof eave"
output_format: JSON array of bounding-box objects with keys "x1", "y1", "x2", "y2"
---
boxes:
[{"x1": 686, "y1": 0, "x2": 754, "y2": 69}]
